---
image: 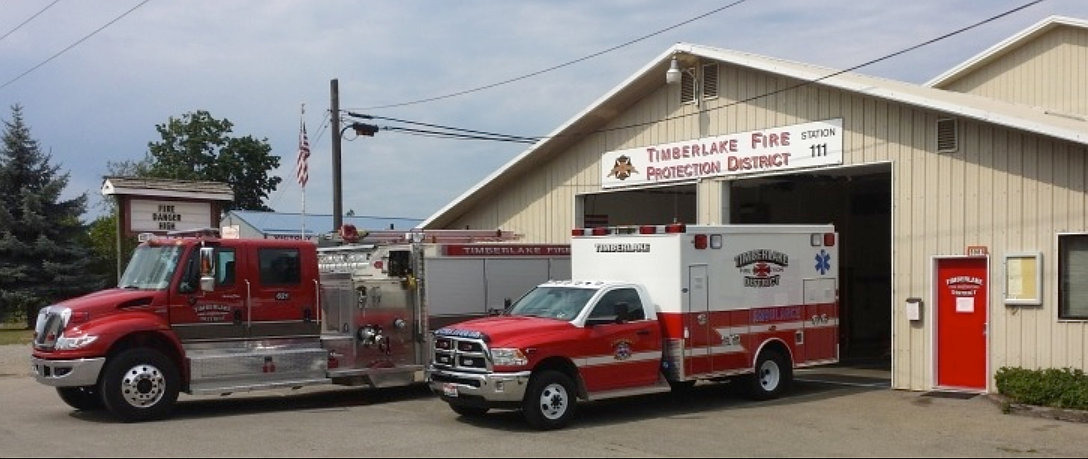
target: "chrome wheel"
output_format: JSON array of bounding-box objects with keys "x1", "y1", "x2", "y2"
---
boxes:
[{"x1": 119, "y1": 363, "x2": 167, "y2": 408}]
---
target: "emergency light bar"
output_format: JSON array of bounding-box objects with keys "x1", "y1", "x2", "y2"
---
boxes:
[{"x1": 572, "y1": 223, "x2": 689, "y2": 236}]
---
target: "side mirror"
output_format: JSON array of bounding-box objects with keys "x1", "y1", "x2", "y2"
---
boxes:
[
  {"x1": 585, "y1": 302, "x2": 633, "y2": 327},
  {"x1": 613, "y1": 302, "x2": 631, "y2": 322},
  {"x1": 488, "y1": 297, "x2": 513, "y2": 316},
  {"x1": 199, "y1": 247, "x2": 216, "y2": 292}
]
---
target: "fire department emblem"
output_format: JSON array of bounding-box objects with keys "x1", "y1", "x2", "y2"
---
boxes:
[
  {"x1": 608, "y1": 155, "x2": 639, "y2": 180},
  {"x1": 613, "y1": 339, "x2": 633, "y2": 361},
  {"x1": 734, "y1": 249, "x2": 789, "y2": 288}
]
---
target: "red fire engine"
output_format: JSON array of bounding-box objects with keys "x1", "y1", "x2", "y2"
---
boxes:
[{"x1": 30, "y1": 226, "x2": 569, "y2": 422}]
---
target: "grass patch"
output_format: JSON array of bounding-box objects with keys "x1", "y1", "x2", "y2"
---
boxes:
[{"x1": 0, "y1": 325, "x2": 33, "y2": 346}]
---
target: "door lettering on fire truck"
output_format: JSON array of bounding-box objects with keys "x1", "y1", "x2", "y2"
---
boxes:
[{"x1": 194, "y1": 304, "x2": 231, "y2": 322}]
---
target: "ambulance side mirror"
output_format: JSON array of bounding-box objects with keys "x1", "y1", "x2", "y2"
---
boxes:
[
  {"x1": 614, "y1": 302, "x2": 631, "y2": 322},
  {"x1": 585, "y1": 302, "x2": 632, "y2": 327},
  {"x1": 488, "y1": 298, "x2": 512, "y2": 316}
]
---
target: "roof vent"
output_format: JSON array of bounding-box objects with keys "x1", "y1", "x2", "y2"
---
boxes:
[
  {"x1": 937, "y1": 118, "x2": 958, "y2": 153},
  {"x1": 680, "y1": 70, "x2": 696, "y2": 104},
  {"x1": 702, "y1": 63, "x2": 719, "y2": 99}
]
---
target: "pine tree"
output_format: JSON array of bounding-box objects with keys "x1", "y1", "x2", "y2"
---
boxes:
[{"x1": 0, "y1": 104, "x2": 107, "y2": 328}]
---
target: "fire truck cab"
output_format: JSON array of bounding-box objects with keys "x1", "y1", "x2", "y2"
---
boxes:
[{"x1": 427, "y1": 223, "x2": 839, "y2": 430}]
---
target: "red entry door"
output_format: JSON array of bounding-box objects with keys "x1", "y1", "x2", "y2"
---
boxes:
[{"x1": 935, "y1": 257, "x2": 988, "y2": 391}]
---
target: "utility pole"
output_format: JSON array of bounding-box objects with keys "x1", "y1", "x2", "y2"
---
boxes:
[{"x1": 331, "y1": 79, "x2": 343, "y2": 232}]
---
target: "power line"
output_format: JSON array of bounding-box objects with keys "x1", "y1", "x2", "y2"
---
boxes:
[
  {"x1": 350, "y1": 1, "x2": 1045, "y2": 147},
  {"x1": 382, "y1": 126, "x2": 537, "y2": 144},
  {"x1": 348, "y1": 0, "x2": 751, "y2": 111},
  {"x1": 0, "y1": 0, "x2": 60, "y2": 44},
  {"x1": 349, "y1": 112, "x2": 540, "y2": 143},
  {"x1": 0, "y1": 0, "x2": 151, "y2": 92},
  {"x1": 587, "y1": 0, "x2": 1044, "y2": 138}
]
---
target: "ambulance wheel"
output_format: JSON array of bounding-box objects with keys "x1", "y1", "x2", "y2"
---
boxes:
[
  {"x1": 668, "y1": 379, "x2": 696, "y2": 394},
  {"x1": 449, "y1": 403, "x2": 489, "y2": 418},
  {"x1": 100, "y1": 348, "x2": 180, "y2": 422},
  {"x1": 56, "y1": 386, "x2": 104, "y2": 411},
  {"x1": 746, "y1": 349, "x2": 792, "y2": 401},
  {"x1": 522, "y1": 370, "x2": 577, "y2": 430}
]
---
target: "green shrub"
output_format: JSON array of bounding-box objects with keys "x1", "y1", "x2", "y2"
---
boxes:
[{"x1": 995, "y1": 366, "x2": 1088, "y2": 411}]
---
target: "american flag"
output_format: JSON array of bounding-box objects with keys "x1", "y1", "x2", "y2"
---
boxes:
[{"x1": 295, "y1": 119, "x2": 310, "y2": 187}]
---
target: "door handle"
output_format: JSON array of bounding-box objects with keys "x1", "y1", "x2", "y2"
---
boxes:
[{"x1": 636, "y1": 330, "x2": 651, "y2": 336}]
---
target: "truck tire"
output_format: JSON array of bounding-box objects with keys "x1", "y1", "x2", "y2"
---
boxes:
[
  {"x1": 56, "y1": 386, "x2": 104, "y2": 411},
  {"x1": 100, "y1": 348, "x2": 180, "y2": 422},
  {"x1": 746, "y1": 349, "x2": 792, "y2": 401},
  {"x1": 448, "y1": 403, "x2": 489, "y2": 418},
  {"x1": 522, "y1": 370, "x2": 577, "y2": 430}
]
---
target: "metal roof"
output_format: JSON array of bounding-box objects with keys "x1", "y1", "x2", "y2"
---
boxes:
[
  {"x1": 225, "y1": 210, "x2": 424, "y2": 237},
  {"x1": 421, "y1": 39, "x2": 1088, "y2": 228}
]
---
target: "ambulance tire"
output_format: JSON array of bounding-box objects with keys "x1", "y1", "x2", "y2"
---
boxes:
[
  {"x1": 667, "y1": 379, "x2": 697, "y2": 394},
  {"x1": 100, "y1": 348, "x2": 180, "y2": 423},
  {"x1": 746, "y1": 349, "x2": 792, "y2": 401},
  {"x1": 522, "y1": 370, "x2": 577, "y2": 430},
  {"x1": 448, "y1": 403, "x2": 489, "y2": 418},
  {"x1": 56, "y1": 386, "x2": 105, "y2": 411}
]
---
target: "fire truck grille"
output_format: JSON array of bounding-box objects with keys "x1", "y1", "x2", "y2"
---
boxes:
[
  {"x1": 432, "y1": 337, "x2": 490, "y2": 372},
  {"x1": 33, "y1": 310, "x2": 65, "y2": 350}
]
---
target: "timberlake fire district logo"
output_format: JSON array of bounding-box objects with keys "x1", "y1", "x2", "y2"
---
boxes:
[
  {"x1": 613, "y1": 339, "x2": 633, "y2": 360},
  {"x1": 735, "y1": 249, "x2": 789, "y2": 288},
  {"x1": 608, "y1": 155, "x2": 639, "y2": 180}
]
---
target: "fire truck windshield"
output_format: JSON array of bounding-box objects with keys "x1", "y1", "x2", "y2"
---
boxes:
[
  {"x1": 506, "y1": 286, "x2": 596, "y2": 321},
  {"x1": 118, "y1": 245, "x2": 183, "y2": 290}
]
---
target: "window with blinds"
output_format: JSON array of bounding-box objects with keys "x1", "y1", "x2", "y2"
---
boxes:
[{"x1": 1059, "y1": 234, "x2": 1088, "y2": 320}]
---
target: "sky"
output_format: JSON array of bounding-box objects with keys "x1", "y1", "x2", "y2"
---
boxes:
[{"x1": 2, "y1": 0, "x2": 1087, "y2": 225}]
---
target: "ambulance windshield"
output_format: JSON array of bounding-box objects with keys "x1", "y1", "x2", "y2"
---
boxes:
[
  {"x1": 507, "y1": 286, "x2": 596, "y2": 321},
  {"x1": 118, "y1": 245, "x2": 183, "y2": 290}
]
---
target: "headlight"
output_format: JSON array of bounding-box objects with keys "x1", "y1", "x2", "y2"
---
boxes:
[
  {"x1": 54, "y1": 334, "x2": 98, "y2": 350},
  {"x1": 490, "y1": 348, "x2": 528, "y2": 367}
]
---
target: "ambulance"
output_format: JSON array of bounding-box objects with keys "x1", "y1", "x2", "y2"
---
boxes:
[{"x1": 427, "y1": 223, "x2": 839, "y2": 430}]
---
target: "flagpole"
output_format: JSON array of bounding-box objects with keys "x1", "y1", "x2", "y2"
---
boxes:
[{"x1": 298, "y1": 103, "x2": 308, "y2": 240}]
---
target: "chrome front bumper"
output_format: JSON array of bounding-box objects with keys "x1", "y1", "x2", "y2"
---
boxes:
[
  {"x1": 426, "y1": 367, "x2": 532, "y2": 403},
  {"x1": 31, "y1": 356, "x2": 106, "y2": 387}
]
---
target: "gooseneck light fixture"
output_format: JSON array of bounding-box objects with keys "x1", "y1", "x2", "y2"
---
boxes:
[{"x1": 666, "y1": 56, "x2": 682, "y2": 85}]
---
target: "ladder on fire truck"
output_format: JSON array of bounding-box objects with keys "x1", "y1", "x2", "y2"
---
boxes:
[{"x1": 322, "y1": 224, "x2": 522, "y2": 246}]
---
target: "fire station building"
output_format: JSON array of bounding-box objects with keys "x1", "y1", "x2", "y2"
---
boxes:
[{"x1": 420, "y1": 16, "x2": 1088, "y2": 393}]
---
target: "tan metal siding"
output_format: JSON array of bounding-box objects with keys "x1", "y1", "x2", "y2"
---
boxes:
[{"x1": 942, "y1": 27, "x2": 1088, "y2": 117}]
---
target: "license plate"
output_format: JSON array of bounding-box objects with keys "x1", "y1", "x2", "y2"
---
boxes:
[{"x1": 443, "y1": 383, "x2": 458, "y2": 397}]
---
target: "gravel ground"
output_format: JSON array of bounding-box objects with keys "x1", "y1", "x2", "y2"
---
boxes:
[{"x1": 0, "y1": 344, "x2": 33, "y2": 378}]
